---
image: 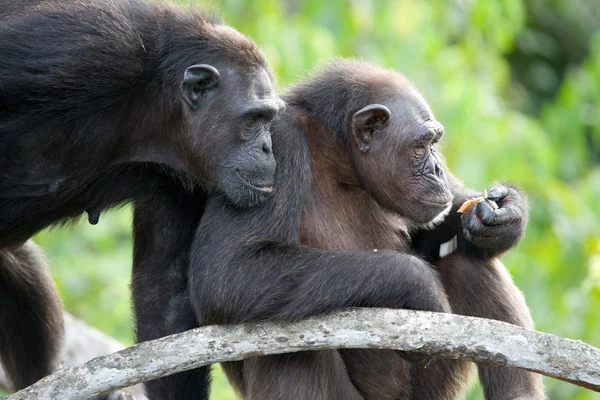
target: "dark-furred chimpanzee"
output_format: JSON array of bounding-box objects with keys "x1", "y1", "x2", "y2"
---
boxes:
[
  {"x1": 132, "y1": 61, "x2": 543, "y2": 399},
  {"x1": 0, "y1": 0, "x2": 282, "y2": 396}
]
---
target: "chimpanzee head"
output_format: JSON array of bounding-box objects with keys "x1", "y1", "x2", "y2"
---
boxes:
[
  {"x1": 176, "y1": 26, "x2": 284, "y2": 208},
  {"x1": 287, "y1": 60, "x2": 453, "y2": 223},
  {"x1": 348, "y1": 86, "x2": 453, "y2": 224}
]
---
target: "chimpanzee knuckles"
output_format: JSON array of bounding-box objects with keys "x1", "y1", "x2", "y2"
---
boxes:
[{"x1": 485, "y1": 186, "x2": 507, "y2": 202}]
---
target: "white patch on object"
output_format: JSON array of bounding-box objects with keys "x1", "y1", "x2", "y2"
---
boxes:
[{"x1": 439, "y1": 235, "x2": 458, "y2": 258}]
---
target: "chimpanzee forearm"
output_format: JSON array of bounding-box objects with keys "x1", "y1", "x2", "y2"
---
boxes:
[
  {"x1": 270, "y1": 250, "x2": 449, "y2": 321},
  {"x1": 189, "y1": 237, "x2": 450, "y2": 326}
]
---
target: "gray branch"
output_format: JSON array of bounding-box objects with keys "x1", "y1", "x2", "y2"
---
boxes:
[{"x1": 5, "y1": 309, "x2": 600, "y2": 400}]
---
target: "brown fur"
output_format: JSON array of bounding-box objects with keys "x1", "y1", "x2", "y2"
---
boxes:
[
  {"x1": 296, "y1": 90, "x2": 541, "y2": 399},
  {"x1": 144, "y1": 60, "x2": 545, "y2": 400},
  {"x1": 294, "y1": 113, "x2": 472, "y2": 399}
]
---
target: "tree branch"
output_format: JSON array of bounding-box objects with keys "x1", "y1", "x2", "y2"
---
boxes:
[{"x1": 5, "y1": 309, "x2": 600, "y2": 400}]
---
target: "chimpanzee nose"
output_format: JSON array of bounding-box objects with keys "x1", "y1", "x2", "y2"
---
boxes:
[
  {"x1": 425, "y1": 151, "x2": 444, "y2": 180},
  {"x1": 244, "y1": 133, "x2": 276, "y2": 187},
  {"x1": 434, "y1": 161, "x2": 442, "y2": 177},
  {"x1": 260, "y1": 135, "x2": 273, "y2": 156},
  {"x1": 262, "y1": 141, "x2": 272, "y2": 155}
]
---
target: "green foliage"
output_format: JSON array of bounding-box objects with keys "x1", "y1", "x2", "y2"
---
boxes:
[{"x1": 32, "y1": 0, "x2": 600, "y2": 399}]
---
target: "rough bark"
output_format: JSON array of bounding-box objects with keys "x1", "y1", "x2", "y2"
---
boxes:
[{"x1": 4, "y1": 309, "x2": 600, "y2": 400}]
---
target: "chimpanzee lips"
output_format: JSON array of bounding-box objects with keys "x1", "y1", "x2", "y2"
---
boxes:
[
  {"x1": 247, "y1": 181, "x2": 273, "y2": 193},
  {"x1": 236, "y1": 171, "x2": 274, "y2": 194}
]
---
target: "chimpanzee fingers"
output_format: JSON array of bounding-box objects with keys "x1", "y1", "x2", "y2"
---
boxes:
[
  {"x1": 465, "y1": 223, "x2": 520, "y2": 241},
  {"x1": 485, "y1": 186, "x2": 508, "y2": 203},
  {"x1": 463, "y1": 228, "x2": 507, "y2": 255},
  {"x1": 463, "y1": 203, "x2": 503, "y2": 232},
  {"x1": 462, "y1": 215, "x2": 522, "y2": 254},
  {"x1": 475, "y1": 201, "x2": 498, "y2": 225},
  {"x1": 461, "y1": 204, "x2": 481, "y2": 234},
  {"x1": 463, "y1": 203, "x2": 522, "y2": 248},
  {"x1": 492, "y1": 185, "x2": 527, "y2": 210},
  {"x1": 475, "y1": 201, "x2": 522, "y2": 226}
]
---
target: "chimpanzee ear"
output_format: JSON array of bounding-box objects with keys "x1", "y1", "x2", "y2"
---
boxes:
[
  {"x1": 351, "y1": 104, "x2": 391, "y2": 152},
  {"x1": 181, "y1": 64, "x2": 220, "y2": 110}
]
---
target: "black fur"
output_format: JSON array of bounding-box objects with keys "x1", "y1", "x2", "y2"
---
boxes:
[
  {"x1": 0, "y1": 0, "x2": 280, "y2": 395},
  {"x1": 0, "y1": 241, "x2": 63, "y2": 391}
]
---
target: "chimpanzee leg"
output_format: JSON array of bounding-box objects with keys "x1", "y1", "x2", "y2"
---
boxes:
[
  {"x1": 426, "y1": 255, "x2": 544, "y2": 400},
  {"x1": 0, "y1": 240, "x2": 64, "y2": 390}
]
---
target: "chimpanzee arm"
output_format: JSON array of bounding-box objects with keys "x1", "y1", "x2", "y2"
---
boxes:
[
  {"x1": 411, "y1": 171, "x2": 528, "y2": 260},
  {"x1": 131, "y1": 180, "x2": 210, "y2": 400},
  {"x1": 190, "y1": 231, "x2": 450, "y2": 325},
  {"x1": 410, "y1": 176, "x2": 541, "y2": 399},
  {"x1": 0, "y1": 241, "x2": 63, "y2": 391},
  {"x1": 188, "y1": 113, "x2": 450, "y2": 326}
]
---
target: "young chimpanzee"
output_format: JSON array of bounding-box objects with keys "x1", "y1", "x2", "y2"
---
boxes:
[
  {"x1": 248, "y1": 60, "x2": 542, "y2": 399},
  {"x1": 0, "y1": 0, "x2": 283, "y2": 396},
  {"x1": 132, "y1": 61, "x2": 543, "y2": 399}
]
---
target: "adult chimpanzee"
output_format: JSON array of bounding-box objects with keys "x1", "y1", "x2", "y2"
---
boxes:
[
  {"x1": 132, "y1": 61, "x2": 543, "y2": 399},
  {"x1": 0, "y1": 0, "x2": 282, "y2": 396}
]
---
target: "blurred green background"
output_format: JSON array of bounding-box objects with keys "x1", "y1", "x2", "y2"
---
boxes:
[{"x1": 30, "y1": 0, "x2": 600, "y2": 399}]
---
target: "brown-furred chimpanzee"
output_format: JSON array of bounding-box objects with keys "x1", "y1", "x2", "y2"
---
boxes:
[
  {"x1": 247, "y1": 60, "x2": 542, "y2": 399},
  {"x1": 132, "y1": 61, "x2": 542, "y2": 399},
  {"x1": 0, "y1": 0, "x2": 283, "y2": 396}
]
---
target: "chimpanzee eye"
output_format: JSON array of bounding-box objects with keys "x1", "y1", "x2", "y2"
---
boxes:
[
  {"x1": 414, "y1": 146, "x2": 429, "y2": 157},
  {"x1": 242, "y1": 117, "x2": 265, "y2": 132},
  {"x1": 242, "y1": 106, "x2": 277, "y2": 131}
]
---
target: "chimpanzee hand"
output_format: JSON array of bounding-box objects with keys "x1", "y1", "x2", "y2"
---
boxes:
[{"x1": 461, "y1": 185, "x2": 528, "y2": 257}]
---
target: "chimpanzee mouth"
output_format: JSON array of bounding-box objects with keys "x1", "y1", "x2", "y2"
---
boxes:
[
  {"x1": 220, "y1": 167, "x2": 275, "y2": 208},
  {"x1": 236, "y1": 171, "x2": 274, "y2": 194},
  {"x1": 247, "y1": 182, "x2": 274, "y2": 193}
]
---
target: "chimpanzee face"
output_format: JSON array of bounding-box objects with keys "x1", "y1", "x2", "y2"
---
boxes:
[
  {"x1": 181, "y1": 64, "x2": 284, "y2": 208},
  {"x1": 349, "y1": 86, "x2": 452, "y2": 224}
]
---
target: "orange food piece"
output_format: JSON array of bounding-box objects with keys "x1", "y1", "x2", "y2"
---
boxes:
[{"x1": 457, "y1": 196, "x2": 485, "y2": 213}]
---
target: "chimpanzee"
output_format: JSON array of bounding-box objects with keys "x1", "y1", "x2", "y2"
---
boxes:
[
  {"x1": 132, "y1": 61, "x2": 543, "y2": 399},
  {"x1": 0, "y1": 0, "x2": 282, "y2": 396}
]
